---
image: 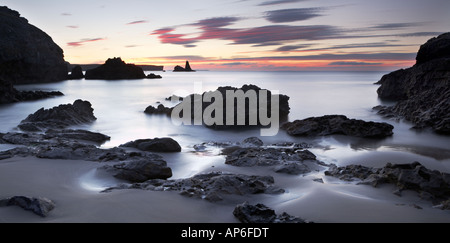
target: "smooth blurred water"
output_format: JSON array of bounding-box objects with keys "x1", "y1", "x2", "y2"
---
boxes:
[{"x1": 2, "y1": 71, "x2": 450, "y2": 173}]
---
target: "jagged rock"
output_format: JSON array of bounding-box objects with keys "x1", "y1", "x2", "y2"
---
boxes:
[
  {"x1": 120, "y1": 137, "x2": 182, "y2": 152},
  {"x1": 173, "y1": 61, "x2": 195, "y2": 72},
  {"x1": 0, "y1": 6, "x2": 68, "y2": 84},
  {"x1": 325, "y1": 162, "x2": 450, "y2": 205},
  {"x1": 0, "y1": 79, "x2": 63, "y2": 104},
  {"x1": 68, "y1": 65, "x2": 84, "y2": 79},
  {"x1": 241, "y1": 137, "x2": 264, "y2": 147},
  {"x1": 99, "y1": 159, "x2": 172, "y2": 182},
  {"x1": 281, "y1": 115, "x2": 394, "y2": 138},
  {"x1": 18, "y1": 99, "x2": 97, "y2": 132},
  {"x1": 44, "y1": 129, "x2": 110, "y2": 144},
  {"x1": 233, "y1": 202, "x2": 308, "y2": 223},
  {"x1": 144, "y1": 104, "x2": 173, "y2": 115},
  {"x1": 376, "y1": 33, "x2": 450, "y2": 134},
  {"x1": 0, "y1": 196, "x2": 55, "y2": 217},
  {"x1": 85, "y1": 57, "x2": 145, "y2": 80},
  {"x1": 103, "y1": 171, "x2": 284, "y2": 202}
]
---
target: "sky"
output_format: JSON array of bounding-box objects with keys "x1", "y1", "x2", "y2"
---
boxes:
[{"x1": 2, "y1": 0, "x2": 449, "y2": 71}]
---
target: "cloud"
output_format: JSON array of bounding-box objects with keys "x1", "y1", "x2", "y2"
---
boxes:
[
  {"x1": 61, "y1": 13, "x2": 71, "y2": 16},
  {"x1": 328, "y1": 61, "x2": 383, "y2": 66},
  {"x1": 224, "y1": 52, "x2": 416, "y2": 61},
  {"x1": 67, "y1": 38, "x2": 106, "y2": 47},
  {"x1": 265, "y1": 8, "x2": 324, "y2": 23},
  {"x1": 66, "y1": 25, "x2": 79, "y2": 29},
  {"x1": 258, "y1": 0, "x2": 309, "y2": 6},
  {"x1": 276, "y1": 44, "x2": 311, "y2": 52},
  {"x1": 371, "y1": 22, "x2": 422, "y2": 30},
  {"x1": 221, "y1": 62, "x2": 250, "y2": 66},
  {"x1": 126, "y1": 20, "x2": 148, "y2": 25},
  {"x1": 155, "y1": 55, "x2": 209, "y2": 61}
]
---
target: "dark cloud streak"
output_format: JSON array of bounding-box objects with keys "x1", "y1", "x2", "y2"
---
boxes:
[{"x1": 265, "y1": 8, "x2": 324, "y2": 23}]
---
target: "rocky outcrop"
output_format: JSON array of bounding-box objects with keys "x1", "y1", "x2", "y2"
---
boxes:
[
  {"x1": 18, "y1": 99, "x2": 97, "y2": 132},
  {"x1": 281, "y1": 115, "x2": 394, "y2": 138},
  {"x1": 0, "y1": 6, "x2": 68, "y2": 84},
  {"x1": 85, "y1": 57, "x2": 146, "y2": 80},
  {"x1": 144, "y1": 104, "x2": 173, "y2": 115},
  {"x1": 0, "y1": 196, "x2": 55, "y2": 217},
  {"x1": 0, "y1": 79, "x2": 63, "y2": 104},
  {"x1": 103, "y1": 171, "x2": 284, "y2": 202},
  {"x1": 146, "y1": 73, "x2": 162, "y2": 79},
  {"x1": 171, "y1": 84, "x2": 290, "y2": 129},
  {"x1": 325, "y1": 162, "x2": 450, "y2": 206},
  {"x1": 99, "y1": 158, "x2": 172, "y2": 182},
  {"x1": 68, "y1": 65, "x2": 84, "y2": 79},
  {"x1": 233, "y1": 202, "x2": 308, "y2": 223},
  {"x1": 120, "y1": 138, "x2": 182, "y2": 152},
  {"x1": 375, "y1": 33, "x2": 450, "y2": 134},
  {"x1": 173, "y1": 61, "x2": 195, "y2": 72}
]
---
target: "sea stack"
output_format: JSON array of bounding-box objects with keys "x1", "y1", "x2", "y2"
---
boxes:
[
  {"x1": 0, "y1": 6, "x2": 68, "y2": 84},
  {"x1": 85, "y1": 57, "x2": 146, "y2": 80},
  {"x1": 173, "y1": 60, "x2": 195, "y2": 72}
]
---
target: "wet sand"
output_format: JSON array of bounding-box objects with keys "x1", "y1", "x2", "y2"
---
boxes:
[{"x1": 1, "y1": 150, "x2": 450, "y2": 223}]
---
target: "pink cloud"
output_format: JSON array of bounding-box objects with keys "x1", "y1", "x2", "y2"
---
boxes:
[{"x1": 67, "y1": 38, "x2": 106, "y2": 47}]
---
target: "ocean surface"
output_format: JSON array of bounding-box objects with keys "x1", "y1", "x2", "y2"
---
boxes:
[{"x1": 2, "y1": 71, "x2": 450, "y2": 178}]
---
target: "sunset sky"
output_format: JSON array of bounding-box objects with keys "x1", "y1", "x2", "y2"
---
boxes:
[{"x1": 2, "y1": 0, "x2": 449, "y2": 71}]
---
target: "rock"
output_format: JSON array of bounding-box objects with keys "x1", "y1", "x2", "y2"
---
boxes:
[
  {"x1": 281, "y1": 115, "x2": 394, "y2": 138},
  {"x1": 375, "y1": 33, "x2": 450, "y2": 134},
  {"x1": 44, "y1": 129, "x2": 110, "y2": 144},
  {"x1": 165, "y1": 95, "x2": 184, "y2": 102},
  {"x1": 120, "y1": 137, "x2": 182, "y2": 152},
  {"x1": 146, "y1": 73, "x2": 162, "y2": 79},
  {"x1": 172, "y1": 84, "x2": 290, "y2": 129},
  {"x1": 224, "y1": 146, "x2": 323, "y2": 175},
  {"x1": 85, "y1": 57, "x2": 146, "y2": 80},
  {"x1": 325, "y1": 162, "x2": 450, "y2": 205},
  {"x1": 0, "y1": 6, "x2": 68, "y2": 84},
  {"x1": 173, "y1": 61, "x2": 195, "y2": 72},
  {"x1": 0, "y1": 196, "x2": 55, "y2": 217},
  {"x1": 103, "y1": 171, "x2": 284, "y2": 202},
  {"x1": 68, "y1": 65, "x2": 84, "y2": 79},
  {"x1": 100, "y1": 159, "x2": 172, "y2": 182},
  {"x1": 233, "y1": 202, "x2": 308, "y2": 223},
  {"x1": 242, "y1": 137, "x2": 263, "y2": 147},
  {"x1": 0, "y1": 79, "x2": 63, "y2": 104},
  {"x1": 18, "y1": 99, "x2": 97, "y2": 132},
  {"x1": 144, "y1": 104, "x2": 173, "y2": 115}
]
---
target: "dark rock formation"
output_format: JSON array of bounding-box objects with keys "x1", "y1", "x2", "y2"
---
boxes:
[
  {"x1": 100, "y1": 159, "x2": 172, "y2": 182},
  {"x1": 173, "y1": 61, "x2": 195, "y2": 72},
  {"x1": 103, "y1": 171, "x2": 284, "y2": 202},
  {"x1": 0, "y1": 79, "x2": 63, "y2": 104},
  {"x1": 18, "y1": 99, "x2": 96, "y2": 132},
  {"x1": 146, "y1": 73, "x2": 162, "y2": 79},
  {"x1": 233, "y1": 202, "x2": 308, "y2": 223},
  {"x1": 1, "y1": 129, "x2": 110, "y2": 146},
  {"x1": 44, "y1": 129, "x2": 110, "y2": 144},
  {"x1": 325, "y1": 162, "x2": 450, "y2": 206},
  {"x1": 0, "y1": 6, "x2": 68, "y2": 84},
  {"x1": 120, "y1": 137, "x2": 182, "y2": 152},
  {"x1": 0, "y1": 196, "x2": 55, "y2": 217},
  {"x1": 85, "y1": 57, "x2": 146, "y2": 80},
  {"x1": 281, "y1": 115, "x2": 394, "y2": 138},
  {"x1": 172, "y1": 84, "x2": 290, "y2": 129},
  {"x1": 68, "y1": 65, "x2": 84, "y2": 79},
  {"x1": 375, "y1": 33, "x2": 450, "y2": 134},
  {"x1": 144, "y1": 104, "x2": 173, "y2": 115}
]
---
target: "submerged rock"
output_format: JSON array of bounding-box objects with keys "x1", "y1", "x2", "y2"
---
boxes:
[
  {"x1": 0, "y1": 6, "x2": 68, "y2": 84},
  {"x1": 100, "y1": 158, "x2": 172, "y2": 182},
  {"x1": 68, "y1": 65, "x2": 84, "y2": 79},
  {"x1": 144, "y1": 104, "x2": 173, "y2": 115},
  {"x1": 120, "y1": 137, "x2": 182, "y2": 152},
  {"x1": 103, "y1": 171, "x2": 284, "y2": 202},
  {"x1": 233, "y1": 202, "x2": 308, "y2": 223},
  {"x1": 146, "y1": 73, "x2": 162, "y2": 79},
  {"x1": 85, "y1": 57, "x2": 146, "y2": 80},
  {"x1": 325, "y1": 162, "x2": 450, "y2": 206},
  {"x1": 281, "y1": 115, "x2": 394, "y2": 138},
  {"x1": 375, "y1": 33, "x2": 450, "y2": 134},
  {"x1": 0, "y1": 79, "x2": 63, "y2": 104},
  {"x1": 0, "y1": 196, "x2": 55, "y2": 217},
  {"x1": 18, "y1": 99, "x2": 97, "y2": 132}
]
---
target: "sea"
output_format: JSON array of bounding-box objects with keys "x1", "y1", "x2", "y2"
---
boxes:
[{"x1": 2, "y1": 71, "x2": 450, "y2": 178}]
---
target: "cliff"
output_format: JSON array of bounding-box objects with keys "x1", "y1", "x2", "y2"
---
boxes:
[
  {"x1": 375, "y1": 33, "x2": 450, "y2": 134},
  {"x1": 0, "y1": 6, "x2": 68, "y2": 84}
]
